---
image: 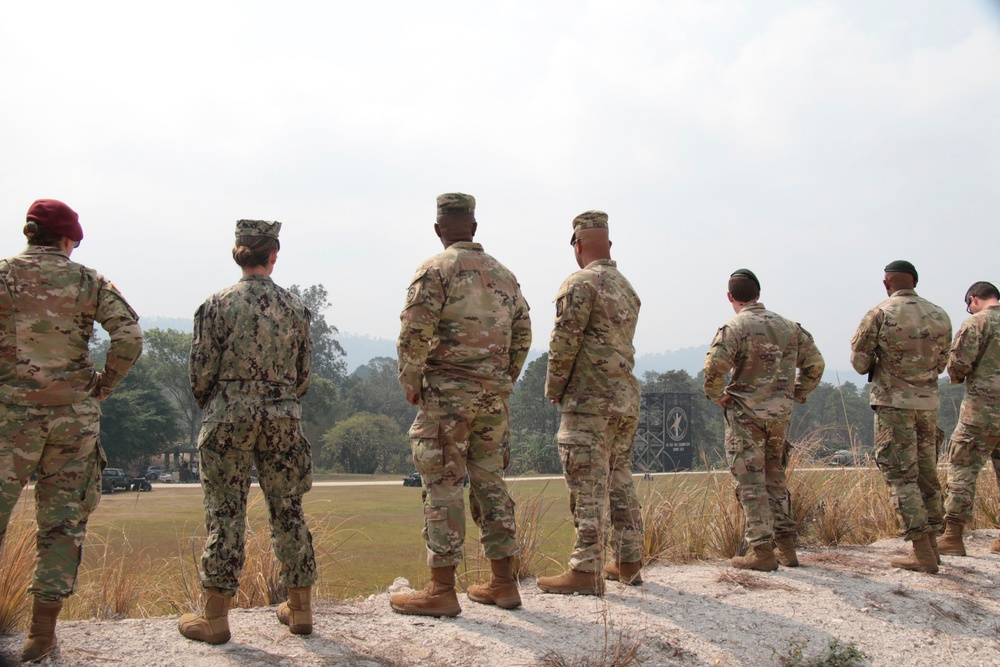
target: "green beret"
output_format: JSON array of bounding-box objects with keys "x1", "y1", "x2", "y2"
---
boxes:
[
  {"x1": 884, "y1": 260, "x2": 917, "y2": 281},
  {"x1": 570, "y1": 210, "x2": 609, "y2": 243},
  {"x1": 436, "y1": 193, "x2": 476, "y2": 216},
  {"x1": 730, "y1": 268, "x2": 761, "y2": 290},
  {"x1": 235, "y1": 219, "x2": 281, "y2": 239}
]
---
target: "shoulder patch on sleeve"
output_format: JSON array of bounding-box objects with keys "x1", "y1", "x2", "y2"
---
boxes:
[
  {"x1": 405, "y1": 268, "x2": 430, "y2": 307},
  {"x1": 102, "y1": 279, "x2": 139, "y2": 321},
  {"x1": 554, "y1": 286, "x2": 574, "y2": 321}
]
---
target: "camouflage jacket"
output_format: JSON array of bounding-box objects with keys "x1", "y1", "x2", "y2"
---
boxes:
[
  {"x1": 397, "y1": 241, "x2": 531, "y2": 396},
  {"x1": 545, "y1": 259, "x2": 640, "y2": 415},
  {"x1": 947, "y1": 304, "x2": 1000, "y2": 427},
  {"x1": 703, "y1": 302, "x2": 824, "y2": 421},
  {"x1": 190, "y1": 274, "x2": 311, "y2": 422},
  {"x1": 850, "y1": 289, "x2": 951, "y2": 410},
  {"x1": 0, "y1": 246, "x2": 142, "y2": 406}
]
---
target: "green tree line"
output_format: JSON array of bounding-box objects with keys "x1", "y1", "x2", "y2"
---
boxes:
[{"x1": 96, "y1": 288, "x2": 968, "y2": 474}]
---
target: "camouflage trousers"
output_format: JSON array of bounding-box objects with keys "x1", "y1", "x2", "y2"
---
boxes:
[
  {"x1": 943, "y1": 420, "x2": 1000, "y2": 526},
  {"x1": 873, "y1": 406, "x2": 943, "y2": 541},
  {"x1": 556, "y1": 412, "x2": 643, "y2": 573},
  {"x1": 197, "y1": 418, "x2": 316, "y2": 596},
  {"x1": 724, "y1": 405, "x2": 795, "y2": 547},
  {"x1": 0, "y1": 399, "x2": 103, "y2": 603},
  {"x1": 409, "y1": 381, "x2": 516, "y2": 568}
]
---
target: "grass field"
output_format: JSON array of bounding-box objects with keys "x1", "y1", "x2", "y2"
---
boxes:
[{"x1": 3, "y1": 462, "x2": 999, "y2": 629}]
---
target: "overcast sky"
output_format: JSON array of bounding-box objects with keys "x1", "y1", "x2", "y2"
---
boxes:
[{"x1": 2, "y1": 1, "x2": 998, "y2": 375}]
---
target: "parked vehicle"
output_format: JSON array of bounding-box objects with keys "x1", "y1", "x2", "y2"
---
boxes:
[
  {"x1": 159, "y1": 472, "x2": 174, "y2": 483},
  {"x1": 144, "y1": 465, "x2": 165, "y2": 481},
  {"x1": 101, "y1": 468, "x2": 131, "y2": 493},
  {"x1": 402, "y1": 472, "x2": 469, "y2": 487},
  {"x1": 130, "y1": 477, "x2": 152, "y2": 492},
  {"x1": 829, "y1": 450, "x2": 856, "y2": 467}
]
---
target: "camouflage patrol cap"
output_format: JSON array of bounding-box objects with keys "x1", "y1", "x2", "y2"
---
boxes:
[
  {"x1": 570, "y1": 210, "x2": 609, "y2": 243},
  {"x1": 884, "y1": 260, "x2": 917, "y2": 281},
  {"x1": 730, "y1": 268, "x2": 761, "y2": 290},
  {"x1": 235, "y1": 219, "x2": 281, "y2": 239},
  {"x1": 436, "y1": 193, "x2": 476, "y2": 217}
]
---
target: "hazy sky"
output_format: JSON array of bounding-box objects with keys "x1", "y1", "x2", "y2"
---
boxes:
[{"x1": 3, "y1": 1, "x2": 998, "y2": 374}]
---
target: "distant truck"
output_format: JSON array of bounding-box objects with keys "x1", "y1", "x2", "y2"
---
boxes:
[{"x1": 101, "y1": 468, "x2": 131, "y2": 493}]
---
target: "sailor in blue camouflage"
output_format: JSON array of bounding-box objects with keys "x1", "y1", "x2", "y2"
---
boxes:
[{"x1": 188, "y1": 219, "x2": 316, "y2": 597}]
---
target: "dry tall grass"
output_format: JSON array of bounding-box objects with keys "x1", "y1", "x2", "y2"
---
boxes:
[
  {"x1": 640, "y1": 431, "x2": 1000, "y2": 565},
  {"x1": 463, "y1": 484, "x2": 560, "y2": 589},
  {"x1": 67, "y1": 532, "x2": 154, "y2": 621},
  {"x1": 0, "y1": 493, "x2": 356, "y2": 626},
  {"x1": 0, "y1": 504, "x2": 35, "y2": 632}
]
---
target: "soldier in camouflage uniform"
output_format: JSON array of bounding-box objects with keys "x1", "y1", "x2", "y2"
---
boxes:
[
  {"x1": 536, "y1": 210, "x2": 644, "y2": 596},
  {"x1": 390, "y1": 193, "x2": 531, "y2": 617},
  {"x1": 850, "y1": 260, "x2": 952, "y2": 573},
  {"x1": 0, "y1": 199, "x2": 142, "y2": 662},
  {"x1": 937, "y1": 281, "x2": 1000, "y2": 557},
  {"x1": 179, "y1": 220, "x2": 317, "y2": 644},
  {"x1": 703, "y1": 269, "x2": 824, "y2": 571}
]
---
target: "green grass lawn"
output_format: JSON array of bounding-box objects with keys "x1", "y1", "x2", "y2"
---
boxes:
[{"x1": 13, "y1": 477, "x2": 583, "y2": 600}]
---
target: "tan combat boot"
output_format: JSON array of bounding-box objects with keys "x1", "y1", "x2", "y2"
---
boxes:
[
  {"x1": 890, "y1": 533, "x2": 939, "y2": 574},
  {"x1": 937, "y1": 522, "x2": 965, "y2": 557},
  {"x1": 178, "y1": 588, "x2": 233, "y2": 644},
  {"x1": 468, "y1": 557, "x2": 521, "y2": 609},
  {"x1": 21, "y1": 598, "x2": 63, "y2": 662},
  {"x1": 277, "y1": 586, "x2": 313, "y2": 634},
  {"x1": 928, "y1": 532, "x2": 941, "y2": 564},
  {"x1": 731, "y1": 544, "x2": 779, "y2": 571},
  {"x1": 773, "y1": 535, "x2": 799, "y2": 568},
  {"x1": 390, "y1": 566, "x2": 461, "y2": 617},
  {"x1": 603, "y1": 560, "x2": 643, "y2": 585},
  {"x1": 537, "y1": 568, "x2": 604, "y2": 596}
]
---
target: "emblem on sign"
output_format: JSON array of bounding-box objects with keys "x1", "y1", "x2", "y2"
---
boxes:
[{"x1": 667, "y1": 407, "x2": 688, "y2": 442}]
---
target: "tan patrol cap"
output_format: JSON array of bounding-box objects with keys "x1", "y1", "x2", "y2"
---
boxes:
[
  {"x1": 436, "y1": 193, "x2": 476, "y2": 217},
  {"x1": 570, "y1": 210, "x2": 608, "y2": 244}
]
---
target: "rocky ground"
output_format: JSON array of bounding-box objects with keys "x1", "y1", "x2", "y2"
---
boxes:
[{"x1": 3, "y1": 531, "x2": 1000, "y2": 666}]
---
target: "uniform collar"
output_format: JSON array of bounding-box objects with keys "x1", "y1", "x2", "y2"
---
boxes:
[
  {"x1": 239, "y1": 274, "x2": 273, "y2": 283},
  {"x1": 585, "y1": 259, "x2": 617, "y2": 269},
  {"x1": 449, "y1": 241, "x2": 483, "y2": 251},
  {"x1": 890, "y1": 289, "x2": 917, "y2": 297},
  {"x1": 21, "y1": 245, "x2": 68, "y2": 259},
  {"x1": 741, "y1": 302, "x2": 766, "y2": 312}
]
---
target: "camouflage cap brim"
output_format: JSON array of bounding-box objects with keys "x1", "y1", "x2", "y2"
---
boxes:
[
  {"x1": 572, "y1": 210, "x2": 609, "y2": 237},
  {"x1": 235, "y1": 219, "x2": 282, "y2": 239},
  {"x1": 437, "y1": 193, "x2": 476, "y2": 216}
]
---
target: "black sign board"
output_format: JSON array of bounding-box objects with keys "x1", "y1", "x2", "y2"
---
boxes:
[{"x1": 634, "y1": 392, "x2": 693, "y2": 472}]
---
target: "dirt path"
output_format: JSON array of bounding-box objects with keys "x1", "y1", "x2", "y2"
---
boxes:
[{"x1": 3, "y1": 532, "x2": 1000, "y2": 666}]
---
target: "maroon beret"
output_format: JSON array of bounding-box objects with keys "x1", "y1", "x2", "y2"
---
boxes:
[{"x1": 26, "y1": 199, "x2": 83, "y2": 242}]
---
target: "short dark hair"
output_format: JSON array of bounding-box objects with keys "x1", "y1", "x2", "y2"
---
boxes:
[
  {"x1": 966, "y1": 281, "x2": 999, "y2": 303},
  {"x1": 728, "y1": 275, "x2": 759, "y2": 302},
  {"x1": 232, "y1": 235, "x2": 279, "y2": 268}
]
